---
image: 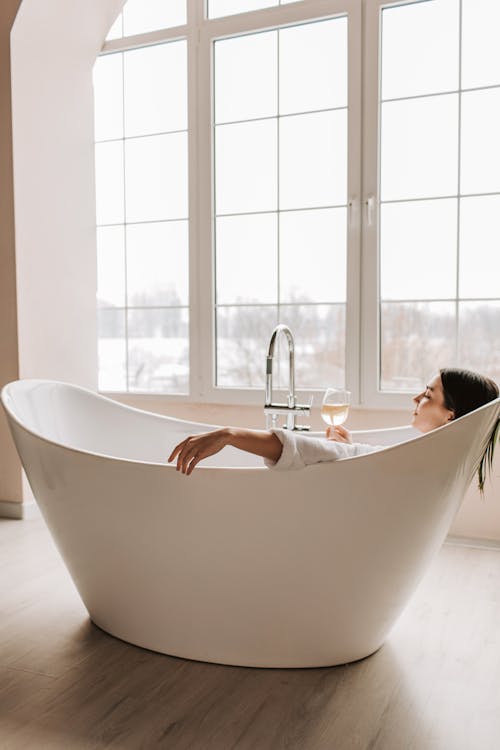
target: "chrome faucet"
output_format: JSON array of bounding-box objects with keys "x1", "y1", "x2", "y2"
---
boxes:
[{"x1": 264, "y1": 324, "x2": 311, "y2": 431}]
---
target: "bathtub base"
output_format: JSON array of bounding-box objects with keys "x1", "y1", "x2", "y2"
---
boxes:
[{"x1": 89, "y1": 616, "x2": 385, "y2": 669}]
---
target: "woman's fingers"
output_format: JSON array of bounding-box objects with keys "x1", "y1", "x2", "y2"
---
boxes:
[
  {"x1": 177, "y1": 439, "x2": 198, "y2": 473},
  {"x1": 326, "y1": 424, "x2": 351, "y2": 443},
  {"x1": 168, "y1": 430, "x2": 228, "y2": 474},
  {"x1": 167, "y1": 436, "x2": 194, "y2": 470},
  {"x1": 186, "y1": 455, "x2": 202, "y2": 476},
  {"x1": 326, "y1": 426, "x2": 342, "y2": 441},
  {"x1": 168, "y1": 437, "x2": 202, "y2": 471},
  {"x1": 336, "y1": 425, "x2": 352, "y2": 443},
  {"x1": 168, "y1": 437, "x2": 188, "y2": 463}
]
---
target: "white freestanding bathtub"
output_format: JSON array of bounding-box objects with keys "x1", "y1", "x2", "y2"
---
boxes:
[{"x1": 2, "y1": 380, "x2": 499, "y2": 668}]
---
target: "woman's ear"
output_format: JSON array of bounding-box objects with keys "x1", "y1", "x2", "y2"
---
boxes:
[{"x1": 447, "y1": 410, "x2": 455, "y2": 421}]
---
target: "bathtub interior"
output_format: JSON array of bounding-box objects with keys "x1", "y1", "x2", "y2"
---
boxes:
[{"x1": 2, "y1": 379, "x2": 420, "y2": 468}]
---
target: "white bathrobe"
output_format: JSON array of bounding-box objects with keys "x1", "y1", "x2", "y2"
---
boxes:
[{"x1": 264, "y1": 428, "x2": 383, "y2": 470}]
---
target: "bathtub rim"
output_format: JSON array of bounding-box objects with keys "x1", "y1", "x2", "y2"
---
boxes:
[{"x1": 1, "y1": 378, "x2": 499, "y2": 472}]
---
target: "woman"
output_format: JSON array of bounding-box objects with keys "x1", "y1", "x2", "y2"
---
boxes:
[{"x1": 168, "y1": 368, "x2": 499, "y2": 488}]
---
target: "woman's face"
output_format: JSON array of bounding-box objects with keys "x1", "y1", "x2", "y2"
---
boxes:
[{"x1": 411, "y1": 373, "x2": 455, "y2": 433}]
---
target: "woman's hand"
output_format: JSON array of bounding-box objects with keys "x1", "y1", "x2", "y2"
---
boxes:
[
  {"x1": 168, "y1": 428, "x2": 230, "y2": 475},
  {"x1": 326, "y1": 424, "x2": 352, "y2": 443},
  {"x1": 167, "y1": 427, "x2": 283, "y2": 475}
]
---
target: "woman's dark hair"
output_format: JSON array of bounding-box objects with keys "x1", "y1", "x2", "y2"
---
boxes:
[{"x1": 440, "y1": 368, "x2": 499, "y2": 493}]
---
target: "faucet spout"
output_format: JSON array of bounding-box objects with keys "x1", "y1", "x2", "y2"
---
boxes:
[
  {"x1": 265, "y1": 324, "x2": 295, "y2": 409},
  {"x1": 264, "y1": 324, "x2": 310, "y2": 431}
]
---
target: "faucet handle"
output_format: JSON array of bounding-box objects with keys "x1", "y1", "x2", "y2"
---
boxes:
[
  {"x1": 264, "y1": 403, "x2": 311, "y2": 416},
  {"x1": 264, "y1": 402, "x2": 312, "y2": 431}
]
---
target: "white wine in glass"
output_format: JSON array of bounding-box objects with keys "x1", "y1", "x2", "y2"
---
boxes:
[{"x1": 321, "y1": 388, "x2": 351, "y2": 427}]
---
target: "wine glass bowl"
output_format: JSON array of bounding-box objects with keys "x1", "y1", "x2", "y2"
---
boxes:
[{"x1": 321, "y1": 388, "x2": 351, "y2": 427}]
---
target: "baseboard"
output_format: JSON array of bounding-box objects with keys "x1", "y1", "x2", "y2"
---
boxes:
[
  {"x1": 445, "y1": 534, "x2": 500, "y2": 550},
  {"x1": 0, "y1": 500, "x2": 40, "y2": 520}
]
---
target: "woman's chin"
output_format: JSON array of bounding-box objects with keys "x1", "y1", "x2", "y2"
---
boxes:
[{"x1": 411, "y1": 414, "x2": 424, "y2": 432}]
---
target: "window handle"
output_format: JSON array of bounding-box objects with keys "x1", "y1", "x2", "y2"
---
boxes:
[
  {"x1": 365, "y1": 195, "x2": 376, "y2": 226},
  {"x1": 348, "y1": 198, "x2": 359, "y2": 228}
]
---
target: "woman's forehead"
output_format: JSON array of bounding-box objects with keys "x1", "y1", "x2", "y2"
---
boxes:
[{"x1": 427, "y1": 373, "x2": 443, "y2": 390}]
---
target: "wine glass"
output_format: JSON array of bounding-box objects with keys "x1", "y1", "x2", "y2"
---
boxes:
[{"x1": 321, "y1": 388, "x2": 351, "y2": 427}]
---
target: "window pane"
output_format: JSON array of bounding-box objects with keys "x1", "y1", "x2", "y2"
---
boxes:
[
  {"x1": 280, "y1": 208, "x2": 347, "y2": 304},
  {"x1": 216, "y1": 214, "x2": 277, "y2": 304},
  {"x1": 380, "y1": 302, "x2": 456, "y2": 392},
  {"x1": 128, "y1": 308, "x2": 189, "y2": 393},
  {"x1": 209, "y1": 0, "x2": 276, "y2": 19},
  {"x1": 279, "y1": 17, "x2": 347, "y2": 115},
  {"x1": 459, "y1": 195, "x2": 500, "y2": 299},
  {"x1": 461, "y1": 89, "x2": 500, "y2": 196},
  {"x1": 215, "y1": 120, "x2": 277, "y2": 214},
  {"x1": 93, "y1": 53, "x2": 123, "y2": 142},
  {"x1": 123, "y1": 0, "x2": 186, "y2": 36},
  {"x1": 380, "y1": 199, "x2": 457, "y2": 301},
  {"x1": 214, "y1": 31, "x2": 277, "y2": 124},
  {"x1": 381, "y1": 0, "x2": 459, "y2": 100},
  {"x1": 279, "y1": 110, "x2": 347, "y2": 210},
  {"x1": 107, "y1": 2, "x2": 186, "y2": 40},
  {"x1": 126, "y1": 221, "x2": 189, "y2": 307},
  {"x1": 95, "y1": 141, "x2": 124, "y2": 225},
  {"x1": 98, "y1": 309, "x2": 127, "y2": 391},
  {"x1": 97, "y1": 226, "x2": 126, "y2": 308},
  {"x1": 458, "y1": 302, "x2": 500, "y2": 385},
  {"x1": 462, "y1": 0, "x2": 500, "y2": 89},
  {"x1": 125, "y1": 133, "x2": 188, "y2": 222},
  {"x1": 279, "y1": 304, "x2": 346, "y2": 388},
  {"x1": 380, "y1": 95, "x2": 458, "y2": 202},
  {"x1": 124, "y1": 41, "x2": 187, "y2": 137},
  {"x1": 216, "y1": 306, "x2": 278, "y2": 387}
]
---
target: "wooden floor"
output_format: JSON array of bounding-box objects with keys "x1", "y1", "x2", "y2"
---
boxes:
[{"x1": 1, "y1": 517, "x2": 500, "y2": 750}]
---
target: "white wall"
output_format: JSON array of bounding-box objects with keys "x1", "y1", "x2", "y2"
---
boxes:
[{"x1": 10, "y1": 0, "x2": 125, "y2": 388}]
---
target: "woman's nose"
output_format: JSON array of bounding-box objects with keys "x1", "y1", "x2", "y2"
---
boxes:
[{"x1": 413, "y1": 392, "x2": 423, "y2": 404}]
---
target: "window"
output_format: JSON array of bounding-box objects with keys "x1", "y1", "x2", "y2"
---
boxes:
[
  {"x1": 95, "y1": 25, "x2": 189, "y2": 393},
  {"x1": 94, "y1": 0, "x2": 500, "y2": 406},
  {"x1": 379, "y1": 0, "x2": 500, "y2": 392},
  {"x1": 364, "y1": 0, "x2": 500, "y2": 405},
  {"x1": 213, "y1": 19, "x2": 349, "y2": 389}
]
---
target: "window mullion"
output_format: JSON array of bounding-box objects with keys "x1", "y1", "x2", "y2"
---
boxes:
[
  {"x1": 194, "y1": 0, "x2": 216, "y2": 402},
  {"x1": 361, "y1": 0, "x2": 386, "y2": 407},
  {"x1": 345, "y1": 0, "x2": 362, "y2": 406}
]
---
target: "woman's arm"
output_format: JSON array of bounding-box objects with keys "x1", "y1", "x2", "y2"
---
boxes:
[{"x1": 168, "y1": 427, "x2": 283, "y2": 475}]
